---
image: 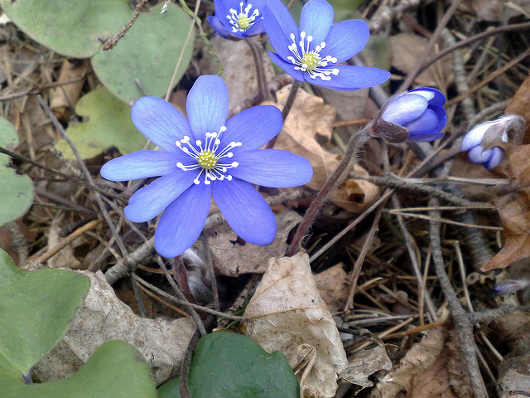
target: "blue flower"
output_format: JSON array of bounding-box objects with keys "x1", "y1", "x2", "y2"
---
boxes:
[
  {"x1": 262, "y1": 0, "x2": 390, "y2": 90},
  {"x1": 101, "y1": 75, "x2": 313, "y2": 258},
  {"x1": 461, "y1": 119, "x2": 508, "y2": 170},
  {"x1": 208, "y1": 0, "x2": 266, "y2": 39},
  {"x1": 381, "y1": 88, "x2": 447, "y2": 142}
]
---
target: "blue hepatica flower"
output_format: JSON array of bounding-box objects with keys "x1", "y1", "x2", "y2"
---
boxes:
[
  {"x1": 381, "y1": 88, "x2": 447, "y2": 142},
  {"x1": 461, "y1": 119, "x2": 508, "y2": 170},
  {"x1": 101, "y1": 75, "x2": 313, "y2": 258},
  {"x1": 263, "y1": 0, "x2": 390, "y2": 90},
  {"x1": 208, "y1": 0, "x2": 265, "y2": 39}
]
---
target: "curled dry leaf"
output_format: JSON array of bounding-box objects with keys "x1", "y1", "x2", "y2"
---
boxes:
[
  {"x1": 49, "y1": 60, "x2": 88, "y2": 119},
  {"x1": 206, "y1": 210, "x2": 301, "y2": 277},
  {"x1": 483, "y1": 144, "x2": 530, "y2": 271},
  {"x1": 268, "y1": 85, "x2": 379, "y2": 212},
  {"x1": 33, "y1": 271, "x2": 195, "y2": 384},
  {"x1": 244, "y1": 252, "x2": 348, "y2": 398},
  {"x1": 370, "y1": 326, "x2": 472, "y2": 398},
  {"x1": 314, "y1": 263, "x2": 350, "y2": 313},
  {"x1": 505, "y1": 74, "x2": 530, "y2": 144}
]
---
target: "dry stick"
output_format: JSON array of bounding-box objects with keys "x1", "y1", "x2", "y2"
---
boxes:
[
  {"x1": 103, "y1": 0, "x2": 149, "y2": 51},
  {"x1": 265, "y1": 80, "x2": 302, "y2": 149},
  {"x1": 391, "y1": 195, "x2": 438, "y2": 320},
  {"x1": 417, "y1": 21, "x2": 530, "y2": 79},
  {"x1": 179, "y1": 329, "x2": 201, "y2": 398},
  {"x1": 429, "y1": 199, "x2": 488, "y2": 398},
  {"x1": 287, "y1": 124, "x2": 372, "y2": 256},
  {"x1": 132, "y1": 274, "x2": 246, "y2": 321},
  {"x1": 165, "y1": 0, "x2": 201, "y2": 101},
  {"x1": 244, "y1": 37, "x2": 271, "y2": 103},
  {"x1": 468, "y1": 304, "x2": 530, "y2": 325},
  {"x1": 37, "y1": 96, "x2": 130, "y2": 260},
  {"x1": 155, "y1": 257, "x2": 206, "y2": 336},
  {"x1": 344, "y1": 207, "x2": 384, "y2": 311},
  {"x1": 0, "y1": 75, "x2": 91, "y2": 102},
  {"x1": 398, "y1": 0, "x2": 463, "y2": 92},
  {"x1": 104, "y1": 189, "x2": 309, "y2": 283},
  {"x1": 446, "y1": 48, "x2": 530, "y2": 106}
]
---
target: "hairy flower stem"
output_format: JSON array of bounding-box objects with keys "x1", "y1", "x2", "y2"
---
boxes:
[
  {"x1": 244, "y1": 37, "x2": 270, "y2": 103},
  {"x1": 266, "y1": 80, "x2": 302, "y2": 149},
  {"x1": 287, "y1": 124, "x2": 372, "y2": 256}
]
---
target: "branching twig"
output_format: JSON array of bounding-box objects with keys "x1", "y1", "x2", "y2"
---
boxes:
[
  {"x1": 429, "y1": 198, "x2": 487, "y2": 398},
  {"x1": 103, "y1": 0, "x2": 149, "y2": 51}
]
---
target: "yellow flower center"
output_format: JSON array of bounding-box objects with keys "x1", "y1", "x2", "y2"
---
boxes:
[
  {"x1": 197, "y1": 151, "x2": 217, "y2": 170},
  {"x1": 237, "y1": 14, "x2": 251, "y2": 31},
  {"x1": 301, "y1": 52, "x2": 321, "y2": 72}
]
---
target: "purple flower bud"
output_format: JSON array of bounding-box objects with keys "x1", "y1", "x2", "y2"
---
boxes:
[
  {"x1": 380, "y1": 88, "x2": 447, "y2": 142},
  {"x1": 460, "y1": 115, "x2": 524, "y2": 170}
]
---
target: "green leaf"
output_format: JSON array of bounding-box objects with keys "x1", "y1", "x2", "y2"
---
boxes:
[
  {"x1": 2, "y1": 341, "x2": 157, "y2": 398},
  {"x1": 0, "y1": 0, "x2": 131, "y2": 58},
  {"x1": 0, "y1": 117, "x2": 34, "y2": 227},
  {"x1": 0, "y1": 249, "x2": 90, "y2": 377},
  {"x1": 55, "y1": 87, "x2": 146, "y2": 159},
  {"x1": 91, "y1": 3, "x2": 194, "y2": 103},
  {"x1": 158, "y1": 331, "x2": 299, "y2": 398}
]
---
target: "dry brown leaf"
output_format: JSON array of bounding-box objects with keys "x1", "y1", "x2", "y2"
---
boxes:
[
  {"x1": 483, "y1": 144, "x2": 530, "y2": 271},
  {"x1": 50, "y1": 60, "x2": 88, "y2": 119},
  {"x1": 206, "y1": 210, "x2": 301, "y2": 277},
  {"x1": 244, "y1": 252, "x2": 348, "y2": 398},
  {"x1": 506, "y1": 74, "x2": 530, "y2": 144},
  {"x1": 268, "y1": 85, "x2": 379, "y2": 212},
  {"x1": 370, "y1": 326, "x2": 471, "y2": 398},
  {"x1": 390, "y1": 33, "x2": 451, "y2": 87},
  {"x1": 47, "y1": 218, "x2": 82, "y2": 269},
  {"x1": 33, "y1": 271, "x2": 195, "y2": 384},
  {"x1": 314, "y1": 263, "x2": 350, "y2": 313},
  {"x1": 339, "y1": 344, "x2": 392, "y2": 388},
  {"x1": 200, "y1": 36, "x2": 275, "y2": 113}
]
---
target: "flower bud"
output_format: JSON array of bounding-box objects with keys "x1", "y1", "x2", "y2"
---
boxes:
[
  {"x1": 461, "y1": 114, "x2": 525, "y2": 170},
  {"x1": 378, "y1": 88, "x2": 447, "y2": 142}
]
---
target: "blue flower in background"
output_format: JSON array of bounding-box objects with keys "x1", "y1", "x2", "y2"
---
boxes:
[
  {"x1": 101, "y1": 75, "x2": 313, "y2": 258},
  {"x1": 208, "y1": 0, "x2": 266, "y2": 39},
  {"x1": 381, "y1": 88, "x2": 447, "y2": 142},
  {"x1": 263, "y1": 0, "x2": 390, "y2": 90},
  {"x1": 461, "y1": 119, "x2": 508, "y2": 170}
]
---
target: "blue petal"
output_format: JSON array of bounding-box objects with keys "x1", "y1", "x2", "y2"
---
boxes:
[
  {"x1": 406, "y1": 108, "x2": 441, "y2": 137},
  {"x1": 382, "y1": 94, "x2": 428, "y2": 126},
  {"x1": 100, "y1": 150, "x2": 182, "y2": 181},
  {"x1": 246, "y1": 20, "x2": 265, "y2": 36},
  {"x1": 263, "y1": 0, "x2": 299, "y2": 59},
  {"x1": 154, "y1": 183, "x2": 212, "y2": 257},
  {"x1": 231, "y1": 149, "x2": 313, "y2": 187},
  {"x1": 214, "y1": 0, "x2": 230, "y2": 16},
  {"x1": 308, "y1": 65, "x2": 390, "y2": 91},
  {"x1": 212, "y1": 178, "x2": 276, "y2": 245},
  {"x1": 300, "y1": 0, "x2": 334, "y2": 45},
  {"x1": 461, "y1": 123, "x2": 489, "y2": 152},
  {"x1": 430, "y1": 104, "x2": 447, "y2": 134},
  {"x1": 221, "y1": 105, "x2": 283, "y2": 151},
  {"x1": 268, "y1": 51, "x2": 305, "y2": 81},
  {"x1": 484, "y1": 147, "x2": 504, "y2": 170},
  {"x1": 320, "y1": 20, "x2": 369, "y2": 63},
  {"x1": 468, "y1": 145, "x2": 490, "y2": 164},
  {"x1": 408, "y1": 131, "x2": 444, "y2": 142},
  {"x1": 131, "y1": 97, "x2": 191, "y2": 152},
  {"x1": 409, "y1": 87, "x2": 446, "y2": 106},
  {"x1": 124, "y1": 171, "x2": 196, "y2": 222},
  {"x1": 186, "y1": 75, "x2": 229, "y2": 139},
  {"x1": 208, "y1": 16, "x2": 231, "y2": 39}
]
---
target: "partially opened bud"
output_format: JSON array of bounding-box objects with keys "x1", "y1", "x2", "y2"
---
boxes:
[
  {"x1": 461, "y1": 114, "x2": 525, "y2": 170},
  {"x1": 377, "y1": 88, "x2": 447, "y2": 142}
]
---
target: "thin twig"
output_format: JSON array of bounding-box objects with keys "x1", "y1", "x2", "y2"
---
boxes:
[
  {"x1": 287, "y1": 123, "x2": 372, "y2": 256},
  {"x1": 398, "y1": 0, "x2": 463, "y2": 91},
  {"x1": 201, "y1": 234, "x2": 219, "y2": 311},
  {"x1": 429, "y1": 198, "x2": 487, "y2": 398},
  {"x1": 103, "y1": 0, "x2": 149, "y2": 51},
  {"x1": 266, "y1": 80, "x2": 302, "y2": 149},
  {"x1": 244, "y1": 37, "x2": 270, "y2": 103}
]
